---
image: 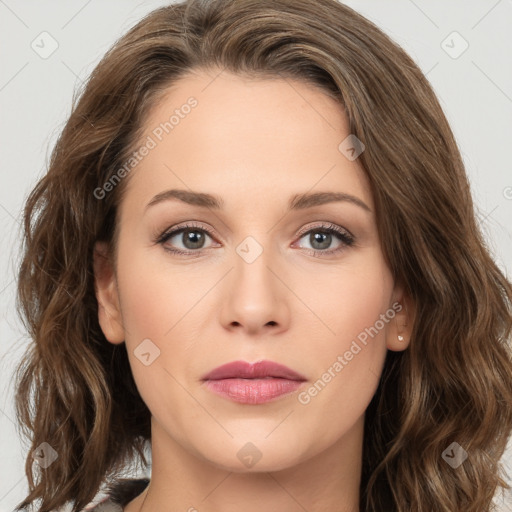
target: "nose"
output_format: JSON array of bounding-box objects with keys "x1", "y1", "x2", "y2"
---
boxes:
[{"x1": 219, "y1": 244, "x2": 291, "y2": 336}]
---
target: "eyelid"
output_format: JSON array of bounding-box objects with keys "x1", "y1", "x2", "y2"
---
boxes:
[
  {"x1": 155, "y1": 221, "x2": 217, "y2": 243},
  {"x1": 295, "y1": 221, "x2": 354, "y2": 240}
]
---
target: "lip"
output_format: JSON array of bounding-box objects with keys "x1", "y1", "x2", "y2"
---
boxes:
[
  {"x1": 201, "y1": 360, "x2": 307, "y2": 381},
  {"x1": 201, "y1": 360, "x2": 307, "y2": 405}
]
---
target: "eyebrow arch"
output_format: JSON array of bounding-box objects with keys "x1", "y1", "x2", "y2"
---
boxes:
[
  {"x1": 289, "y1": 191, "x2": 371, "y2": 213},
  {"x1": 145, "y1": 189, "x2": 371, "y2": 213}
]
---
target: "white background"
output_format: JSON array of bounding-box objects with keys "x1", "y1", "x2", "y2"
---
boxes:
[{"x1": 0, "y1": 0, "x2": 511, "y2": 510}]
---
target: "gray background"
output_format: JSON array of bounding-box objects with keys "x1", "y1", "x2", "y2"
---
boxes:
[{"x1": 0, "y1": 0, "x2": 511, "y2": 510}]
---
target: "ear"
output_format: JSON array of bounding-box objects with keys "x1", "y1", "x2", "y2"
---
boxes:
[
  {"x1": 386, "y1": 280, "x2": 415, "y2": 352},
  {"x1": 93, "y1": 241, "x2": 125, "y2": 344}
]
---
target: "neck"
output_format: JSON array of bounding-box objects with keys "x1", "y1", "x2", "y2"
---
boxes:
[{"x1": 128, "y1": 415, "x2": 363, "y2": 512}]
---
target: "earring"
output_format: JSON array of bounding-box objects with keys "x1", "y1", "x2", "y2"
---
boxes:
[{"x1": 397, "y1": 335, "x2": 404, "y2": 342}]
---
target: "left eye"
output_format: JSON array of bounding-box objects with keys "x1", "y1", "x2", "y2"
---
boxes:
[{"x1": 295, "y1": 226, "x2": 354, "y2": 253}]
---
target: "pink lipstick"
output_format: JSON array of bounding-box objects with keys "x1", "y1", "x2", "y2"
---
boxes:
[{"x1": 201, "y1": 360, "x2": 306, "y2": 404}]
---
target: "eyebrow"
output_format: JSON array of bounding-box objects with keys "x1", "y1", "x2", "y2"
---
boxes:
[{"x1": 145, "y1": 189, "x2": 371, "y2": 213}]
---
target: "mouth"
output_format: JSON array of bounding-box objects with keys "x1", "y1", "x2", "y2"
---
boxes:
[
  {"x1": 201, "y1": 360, "x2": 307, "y2": 404},
  {"x1": 201, "y1": 359, "x2": 307, "y2": 381}
]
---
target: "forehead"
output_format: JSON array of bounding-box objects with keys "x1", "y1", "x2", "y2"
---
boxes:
[{"x1": 120, "y1": 69, "x2": 373, "y2": 215}]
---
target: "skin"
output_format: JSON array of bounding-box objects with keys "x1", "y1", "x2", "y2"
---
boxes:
[{"x1": 93, "y1": 67, "x2": 415, "y2": 512}]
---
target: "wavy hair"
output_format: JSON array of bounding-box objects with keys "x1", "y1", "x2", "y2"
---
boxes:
[{"x1": 13, "y1": 0, "x2": 512, "y2": 510}]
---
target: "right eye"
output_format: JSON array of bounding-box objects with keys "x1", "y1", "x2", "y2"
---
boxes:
[{"x1": 156, "y1": 222, "x2": 218, "y2": 256}]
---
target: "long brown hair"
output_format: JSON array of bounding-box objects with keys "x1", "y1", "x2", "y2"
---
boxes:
[{"x1": 13, "y1": 0, "x2": 512, "y2": 510}]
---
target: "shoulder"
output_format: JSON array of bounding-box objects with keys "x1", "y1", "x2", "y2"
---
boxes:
[{"x1": 80, "y1": 478, "x2": 150, "y2": 511}]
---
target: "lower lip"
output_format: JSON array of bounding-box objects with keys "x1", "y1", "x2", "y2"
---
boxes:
[{"x1": 204, "y1": 378, "x2": 305, "y2": 404}]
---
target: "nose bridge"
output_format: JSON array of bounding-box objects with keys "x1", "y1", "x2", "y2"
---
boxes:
[
  {"x1": 233, "y1": 234, "x2": 276, "y2": 303},
  {"x1": 220, "y1": 233, "x2": 289, "y2": 332}
]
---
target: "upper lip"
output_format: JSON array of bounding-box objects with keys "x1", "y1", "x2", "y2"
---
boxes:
[{"x1": 202, "y1": 360, "x2": 307, "y2": 381}]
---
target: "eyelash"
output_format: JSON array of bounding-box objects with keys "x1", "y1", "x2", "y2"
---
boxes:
[{"x1": 155, "y1": 221, "x2": 355, "y2": 258}]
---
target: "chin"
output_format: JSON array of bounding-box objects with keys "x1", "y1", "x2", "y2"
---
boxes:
[{"x1": 194, "y1": 433, "x2": 309, "y2": 473}]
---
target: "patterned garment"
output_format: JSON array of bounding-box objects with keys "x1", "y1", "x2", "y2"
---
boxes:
[{"x1": 81, "y1": 478, "x2": 150, "y2": 511}]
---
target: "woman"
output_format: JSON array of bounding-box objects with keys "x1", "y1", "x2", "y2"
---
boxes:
[{"x1": 13, "y1": 0, "x2": 512, "y2": 511}]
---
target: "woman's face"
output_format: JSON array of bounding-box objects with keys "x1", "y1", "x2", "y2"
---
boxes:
[{"x1": 94, "y1": 68, "x2": 411, "y2": 473}]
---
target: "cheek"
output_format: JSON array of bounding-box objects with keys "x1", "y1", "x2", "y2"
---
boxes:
[
  {"x1": 294, "y1": 248, "x2": 393, "y2": 345},
  {"x1": 114, "y1": 244, "x2": 201, "y2": 390},
  {"x1": 114, "y1": 250, "x2": 204, "y2": 430},
  {"x1": 293, "y1": 251, "x2": 392, "y2": 415},
  {"x1": 116, "y1": 240, "x2": 199, "y2": 340}
]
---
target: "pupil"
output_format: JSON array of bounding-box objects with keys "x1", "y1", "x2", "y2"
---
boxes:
[
  {"x1": 311, "y1": 231, "x2": 331, "y2": 250},
  {"x1": 183, "y1": 229, "x2": 204, "y2": 249}
]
